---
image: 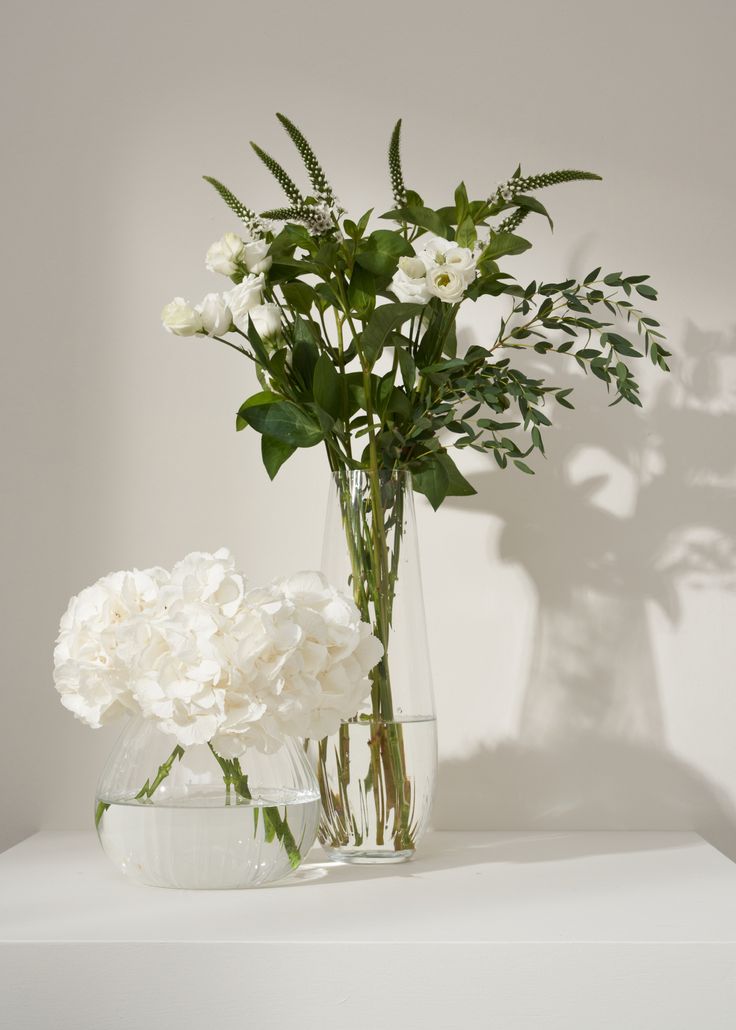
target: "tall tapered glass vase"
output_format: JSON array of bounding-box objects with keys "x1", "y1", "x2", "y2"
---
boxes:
[{"x1": 316, "y1": 470, "x2": 437, "y2": 863}]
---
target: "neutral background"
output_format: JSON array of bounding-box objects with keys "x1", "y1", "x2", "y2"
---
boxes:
[{"x1": 2, "y1": 0, "x2": 735, "y2": 857}]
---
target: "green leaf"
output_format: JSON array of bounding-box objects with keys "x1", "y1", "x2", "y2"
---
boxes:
[
  {"x1": 244, "y1": 317, "x2": 272, "y2": 368},
  {"x1": 438, "y1": 452, "x2": 476, "y2": 497},
  {"x1": 280, "y1": 282, "x2": 315, "y2": 315},
  {"x1": 397, "y1": 346, "x2": 416, "y2": 388},
  {"x1": 454, "y1": 182, "x2": 470, "y2": 226},
  {"x1": 480, "y1": 232, "x2": 532, "y2": 262},
  {"x1": 360, "y1": 302, "x2": 425, "y2": 366},
  {"x1": 513, "y1": 194, "x2": 554, "y2": 230},
  {"x1": 380, "y1": 204, "x2": 452, "y2": 239},
  {"x1": 237, "y1": 394, "x2": 323, "y2": 447},
  {"x1": 514, "y1": 460, "x2": 535, "y2": 475},
  {"x1": 435, "y1": 205, "x2": 458, "y2": 225},
  {"x1": 348, "y1": 264, "x2": 380, "y2": 318},
  {"x1": 636, "y1": 283, "x2": 658, "y2": 300},
  {"x1": 602, "y1": 332, "x2": 643, "y2": 358},
  {"x1": 291, "y1": 315, "x2": 320, "y2": 387},
  {"x1": 412, "y1": 456, "x2": 450, "y2": 511},
  {"x1": 466, "y1": 273, "x2": 510, "y2": 299},
  {"x1": 313, "y1": 353, "x2": 342, "y2": 419},
  {"x1": 261, "y1": 435, "x2": 296, "y2": 479},
  {"x1": 355, "y1": 229, "x2": 413, "y2": 276},
  {"x1": 455, "y1": 215, "x2": 476, "y2": 250},
  {"x1": 236, "y1": 390, "x2": 278, "y2": 431}
]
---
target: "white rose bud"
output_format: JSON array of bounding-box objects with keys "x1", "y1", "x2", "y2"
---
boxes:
[
  {"x1": 243, "y1": 239, "x2": 273, "y2": 275},
  {"x1": 250, "y1": 303, "x2": 282, "y2": 340},
  {"x1": 161, "y1": 297, "x2": 203, "y2": 336},
  {"x1": 197, "y1": 293, "x2": 232, "y2": 336},
  {"x1": 205, "y1": 232, "x2": 247, "y2": 277},
  {"x1": 444, "y1": 246, "x2": 477, "y2": 285},
  {"x1": 398, "y1": 255, "x2": 427, "y2": 280},
  {"x1": 224, "y1": 274, "x2": 265, "y2": 332},
  {"x1": 426, "y1": 265, "x2": 466, "y2": 304}
]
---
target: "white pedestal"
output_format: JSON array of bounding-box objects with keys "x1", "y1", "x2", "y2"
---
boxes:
[{"x1": 2, "y1": 830, "x2": 735, "y2": 1029}]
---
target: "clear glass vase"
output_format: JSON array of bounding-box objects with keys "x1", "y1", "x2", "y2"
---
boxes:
[
  {"x1": 317, "y1": 469, "x2": 437, "y2": 863},
  {"x1": 95, "y1": 717, "x2": 320, "y2": 889}
]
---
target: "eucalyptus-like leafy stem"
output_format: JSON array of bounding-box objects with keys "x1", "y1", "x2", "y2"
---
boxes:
[{"x1": 172, "y1": 114, "x2": 670, "y2": 853}]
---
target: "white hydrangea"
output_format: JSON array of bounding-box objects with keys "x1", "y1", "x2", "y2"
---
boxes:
[
  {"x1": 53, "y1": 566, "x2": 168, "y2": 727},
  {"x1": 213, "y1": 571, "x2": 383, "y2": 753},
  {"x1": 130, "y1": 549, "x2": 248, "y2": 746},
  {"x1": 53, "y1": 552, "x2": 383, "y2": 753}
]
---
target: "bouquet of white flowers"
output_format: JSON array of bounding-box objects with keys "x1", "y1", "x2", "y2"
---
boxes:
[{"x1": 160, "y1": 115, "x2": 670, "y2": 858}]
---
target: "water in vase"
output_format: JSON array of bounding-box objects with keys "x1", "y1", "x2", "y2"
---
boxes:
[
  {"x1": 316, "y1": 716, "x2": 437, "y2": 862},
  {"x1": 96, "y1": 787, "x2": 321, "y2": 889}
]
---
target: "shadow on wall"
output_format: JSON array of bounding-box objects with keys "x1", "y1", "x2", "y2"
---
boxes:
[{"x1": 436, "y1": 322, "x2": 736, "y2": 858}]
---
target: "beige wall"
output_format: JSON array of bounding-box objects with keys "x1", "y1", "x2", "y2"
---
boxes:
[{"x1": 2, "y1": 0, "x2": 735, "y2": 854}]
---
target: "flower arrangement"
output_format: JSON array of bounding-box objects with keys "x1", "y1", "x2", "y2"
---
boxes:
[
  {"x1": 160, "y1": 116, "x2": 671, "y2": 856},
  {"x1": 55, "y1": 549, "x2": 382, "y2": 868},
  {"x1": 162, "y1": 114, "x2": 669, "y2": 506}
]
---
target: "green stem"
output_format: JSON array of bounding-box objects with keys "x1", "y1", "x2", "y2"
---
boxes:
[
  {"x1": 134, "y1": 745, "x2": 186, "y2": 801},
  {"x1": 317, "y1": 468, "x2": 416, "y2": 854},
  {"x1": 95, "y1": 743, "x2": 185, "y2": 830},
  {"x1": 207, "y1": 742, "x2": 303, "y2": 869}
]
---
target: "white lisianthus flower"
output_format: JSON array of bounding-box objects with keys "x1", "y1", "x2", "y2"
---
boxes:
[
  {"x1": 205, "y1": 232, "x2": 247, "y2": 277},
  {"x1": 224, "y1": 273, "x2": 265, "y2": 332},
  {"x1": 417, "y1": 236, "x2": 456, "y2": 271},
  {"x1": 197, "y1": 293, "x2": 232, "y2": 336},
  {"x1": 398, "y1": 255, "x2": 427, "y2": 280},
  {"x1": 250, "y1": 303, "x2": 282, "y2": 340},
  {"x1": 426, "y1": 265, "x2": 467, "y2": 304},
  {"x1": 161, "y1": 297, "x2": 203, "y2": 336},
  {"x1": 243, "y1": 239, "x2": 272, "y2": 275},
  {"x1": 390, "y1": 267, "x2": 432, "y2": 304},
  {"x1": 444, "y1": 246, "x2": 477, "y2": 285},
  {"x1": 391, "y1": 254, "x2": 432, "y2": 304}
]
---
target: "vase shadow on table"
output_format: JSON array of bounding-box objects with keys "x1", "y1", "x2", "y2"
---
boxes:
[{"x1": 431, "y1": 320, "x2": 736, "y2": 865}]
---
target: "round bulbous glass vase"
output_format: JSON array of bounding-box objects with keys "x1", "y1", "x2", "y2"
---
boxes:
[
  {"x1": 317, "y1": 469, "x2": 437, "y2": 863},
  {"x1": 95, "y1": 718, "x2": 320, "y2": 889}
]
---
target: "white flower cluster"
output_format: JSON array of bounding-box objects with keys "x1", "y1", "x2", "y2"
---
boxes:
[
  {"x1": 390, "y1": 236, "x2": 477, "y2": 306},
  {"x1": 53, "y1": 550, "x2": 383, "y2": 753},
  {"x1": 161, "y1": 233, "x2": 281, "y2": 341},
  {"x1": 493, "y1": 180, "x2": 516, "y2": 203}
]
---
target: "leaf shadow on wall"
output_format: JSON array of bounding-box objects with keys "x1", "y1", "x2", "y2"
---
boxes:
[{"x1": 436, "y1": 322, "x2": 736, "y2": 859}]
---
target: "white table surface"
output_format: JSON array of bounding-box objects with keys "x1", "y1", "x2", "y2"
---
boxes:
[{"x1": 2, "y1": 830, "x2": 736, "y2": 1028}]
